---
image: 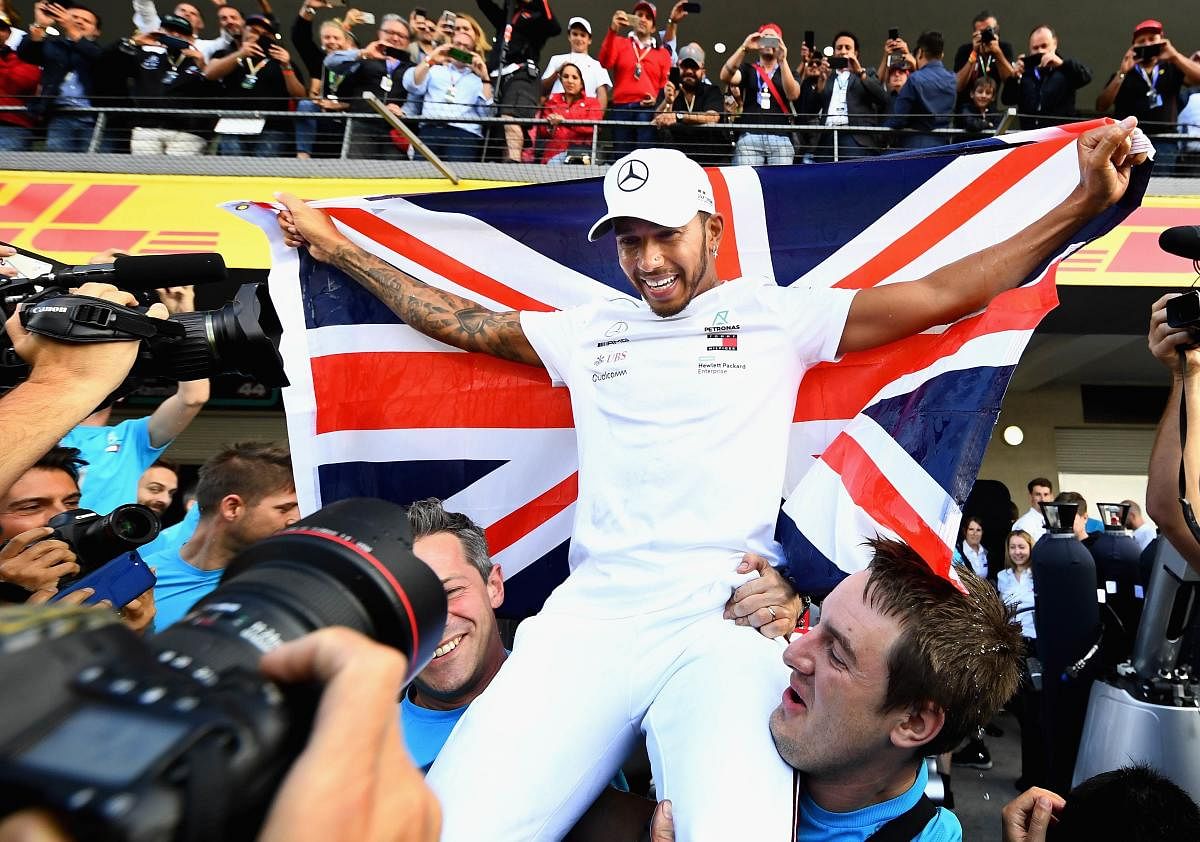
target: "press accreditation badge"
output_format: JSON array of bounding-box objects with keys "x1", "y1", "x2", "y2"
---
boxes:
[
  {"x1": 380, "y1": 76, "x2": 393, "y2": 92},
  {"x1": 242, "y1": 74, "x2": 258, "y2": 89}
]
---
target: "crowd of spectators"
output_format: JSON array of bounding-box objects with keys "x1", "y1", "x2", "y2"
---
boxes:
[{"x1": 0, "y1": 2, "x2": 1198, "y2": 167}]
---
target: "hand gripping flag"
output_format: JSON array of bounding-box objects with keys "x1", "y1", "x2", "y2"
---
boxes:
[{"x1": 228, "y1": 119, "x2": 1149, "y2": 612}]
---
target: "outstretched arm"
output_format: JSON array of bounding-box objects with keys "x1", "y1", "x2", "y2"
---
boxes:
[
  {"x1": 275, "y1": 194, "x2": 543, "y2": 367},
  {"x1": 838, "y1": 118, "x2": 1146, "y2": 355}
]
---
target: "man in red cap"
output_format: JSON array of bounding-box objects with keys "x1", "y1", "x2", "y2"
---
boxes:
[
  {"x1": 600, "y1": 2, "x2": 671, "y2": 158},
  {"x1": 1096, "y1": 18, "x2": 1200, "y2": 174},
  {"x1": 719, "y1": 23, "x2": 801, "y2": 165}
]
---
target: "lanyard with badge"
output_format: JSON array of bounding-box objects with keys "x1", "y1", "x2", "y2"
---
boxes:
[
  {"x1": 162, "y1": 52, "x2": 189, "y2": 86},
  {"x1": 241, "y1": 55, "x2": 268, "y2": 89},
  {"x1": 325, "y1": 68, "x2": 345, "y2": 98},
  {"x1": 380, "y1": 57, "x2": 400, "y2": 92},
  {"x1": 752, "y1": 63, "x2": 785, "y2": 111},
  {"x1": 1138, "y1": 63, "x2": 1163, "y2": 109},
  {"x1": 445, "y1": 64, "x2": 471, "y2": 100},
  {"x1": 631, "y1": 35, "x2": 652, "y2": 80}
]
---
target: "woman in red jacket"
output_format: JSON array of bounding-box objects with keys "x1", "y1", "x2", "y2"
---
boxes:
[{"x1": 538, "y1": 61, "x2": 602, "y2": 164}]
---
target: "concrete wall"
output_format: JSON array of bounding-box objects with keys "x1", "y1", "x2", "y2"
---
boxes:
[{"x1": 979, "y1": 384, "x2": 1083, "y2": 500}]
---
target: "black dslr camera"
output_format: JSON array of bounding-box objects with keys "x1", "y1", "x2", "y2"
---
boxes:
[
  {"x1": 1167, "y1": 291, "x2": 1200, "y2": 331},
  {"x1": 46, "y1": 505, "x2": 162, "y2": 607},
  {"x1": 980, "y1": 26, "x2": 997, "y2": 45},
  {"x1": 0, "y1": 499, "x2": 447, "y2": 841},
  {"x1": 0, "y1": 251, "x2": 288, "y2": 402}
]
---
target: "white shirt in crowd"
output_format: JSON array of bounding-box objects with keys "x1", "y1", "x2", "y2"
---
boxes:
[
  {"x1": 960, "y1": 543, "x2": 988, "y2": 579},
  {"x1": 997, "y1": 567, "x2": 1036, "y2": 638},
  {"x1": 824, "y1": 69, "x2": 851, "y2": 126},
  {"x1": 1012, "y1": 506, "x2": 1047, "y2": 544},
  {"x1": 1133, "y1": 521, "x2": 1156, "y2": 551},
  {"x1": 542, "y1": 52, "x2": 612, "y2": 98}
]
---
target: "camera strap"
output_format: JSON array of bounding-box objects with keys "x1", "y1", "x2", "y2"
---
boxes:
[
  {"x1": 1176, "y1": 352, "x2": 1200, "y2": 541},
  {"x1": 19, "y1": 292, "x2": 185, "y2": 344}
]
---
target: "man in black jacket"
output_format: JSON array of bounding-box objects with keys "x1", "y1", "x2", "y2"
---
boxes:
[
  {"x1": 475, "y1": 0, "x2": 561, "y2": 162},
  {"x1": 18, "y1": 1, "x2": 104, "y2": 151},
  {"x1": 1002, "y1": 25, "x2": 1091, "y2": 130},
  {"x1": 809, "y1": 30, "x2": 887, "y2": 160},
  {"x1": 110, "y1": 14, "x2": 217, "y2": 155}
]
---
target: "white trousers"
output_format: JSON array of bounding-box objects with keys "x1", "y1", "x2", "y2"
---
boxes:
[{"x1": 426, "y1": 598, "x2": 793, "y2": 841}]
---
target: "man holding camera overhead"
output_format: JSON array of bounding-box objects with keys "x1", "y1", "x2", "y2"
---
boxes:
[
  {"x1": 1096, "y1": 19, "x2": 1200, "y2": 175},
  {"x1": 719, "y1": 22, "x2": 801, "y2": 165},
  {"x1": 951, "y1": 10, "x2": 1013, "y2": 109}
]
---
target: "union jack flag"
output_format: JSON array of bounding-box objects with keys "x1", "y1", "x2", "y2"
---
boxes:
[{"x1": 228, "y1": 118, "x2": 1149, "y2": 612}]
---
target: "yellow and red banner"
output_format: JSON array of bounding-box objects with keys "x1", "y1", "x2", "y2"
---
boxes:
[
  {"x1": 0, "y1": 170, "x2": 1196, "y2": 282},
  {"x1": 0, "y1": 171, "x2": 507, "y2": 269}
]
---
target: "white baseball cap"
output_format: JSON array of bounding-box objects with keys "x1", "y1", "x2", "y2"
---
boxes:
[
  {"x1": 568, "y1": 16, "x2": 591, "y2": 35},
  {"x1": 588, "y1": 148, "x2": 716, "y2": 242}
]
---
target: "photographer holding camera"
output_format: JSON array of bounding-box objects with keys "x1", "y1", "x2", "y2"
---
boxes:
[
  {"x1": 1144, "y1": 293, "x2": 1200, "y2": 574},
  {"x1": 1095, "y1": 19, "x2": 1200, "y2": 176},
  {"x1": 951, "y1": 10, "x2": 1014, "y2": 109},
  {"x1": 1002, "y1": 25, "x2": 1091, "y2": 130},
  {"x1": 205, "y1": 13, "x2": 306, "y2": 156},
  {"x1": 0, "y1": 626, "x2": 441, "y2": 842}
]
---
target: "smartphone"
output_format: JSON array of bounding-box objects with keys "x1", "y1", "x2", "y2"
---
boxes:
[
  {"x1": 1132, "y1": 42, "x2": 1164, "y2": 62},
  {"x1": 447, "y1": 46, "x2": 473, "y2": 63},
  {"x1": 1022, "y1": 51, "x2": 1042, "y2": 68},
  {"x1": 668, "y1": 66, "x2": 682, "y2": 86},
  {"x1": 384, "y1": 44, "x2": 409, "y2": 59},
  {"x1": 154, "y1": 32, "x2": 191, "y2": 52},
  {"x1": 888, "y1": 27, "x2": 900, "y2": 40},
  {"x1": 360, "y1": 12, "x2": 376, "y2": 25},
  {"x1": 829, "y1": 55, "x2": 849, "y2": 71},
  {"x1": 886, "y1": 52, "x2": 907, "y2": 68},
  {"x1": 758, "y1": 35, "x2": 780, "y2": 50},
  {"x1": 803, "y1": 30, "x2": 815, "y2": 50},
  {"x1": 439, "y1": 10, "x2": 456, "y2": 24},
  {"x1": 51, "y1": 551, "x2": 157, "y2": 610},
  {"x1": 681, "y1": 2, "x2": 702, "y2": 12}
]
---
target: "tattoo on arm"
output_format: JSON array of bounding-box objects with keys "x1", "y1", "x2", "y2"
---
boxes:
[{"x1": 331, "y1": 244, "x2": 543, "y2": 367}]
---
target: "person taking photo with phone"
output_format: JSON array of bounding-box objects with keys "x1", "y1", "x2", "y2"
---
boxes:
[
  {"x1": 1096, "y1": 18, "x2": 1200, "y2": 175},
  {"x1": 402, "y1": 26, "x2": 493, "y2": 162},
  {"x1": 719, "y1": 22, "x2": 801, "y2": 165}
]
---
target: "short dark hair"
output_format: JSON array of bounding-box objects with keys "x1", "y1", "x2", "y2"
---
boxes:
[
  {"x1": 1051, "y1": 764, "x2": 1200, "y2": 840},
  {"x1": 64, "y1": 1, "x2": 101, "y2": 29},
  {"x1": 1028, "y1": 477, "x2": 1053, "y2": 493},
  {"x1": 915, "y1": 31, "x2": 944, "y2": 60},
  {"x1": 407, "y1": 497, "x2": 492, "y2": 581},
  {"x1": 1055, "y1": 491, "x2": 1088, "y2": 520},
  {"x1": 150, "y1": 458, "x2": 179, "y2": 476},
  {"x1": 972, "y1": 10, "x2": 995, "y2": 26},
  {"x1": 33, "y1": 446, "x2": 87, "y2": 485},
  {"x1": 833, "y1": 30, "x2": 859, "y2": 53},
  {"x1": 973, "y1": 76, "x2": 996, "y2": 94},
  {"x1": 195, "y1": 442, "x2": 292, "y2": 517},
  {"x1": 866, "y1": 537, "x2": 1022, "y2": 757}
]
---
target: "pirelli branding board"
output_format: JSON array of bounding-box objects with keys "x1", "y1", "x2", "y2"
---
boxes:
[{"x1": 0, "y1": 171, "x2": 1196, "y2": 283}]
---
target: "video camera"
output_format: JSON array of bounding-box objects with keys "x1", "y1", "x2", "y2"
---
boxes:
[
  {"x1": 0, "y1": 498, "x2": 447, "y2": 841},
  {"x1": 0, "y1": 251, "x2": 288, "y2": 402},
  {"x1": 47, "y1": 505, "x2": 162, "y2": 608}
]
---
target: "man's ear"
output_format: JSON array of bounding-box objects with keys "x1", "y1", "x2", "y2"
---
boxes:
[
  {"x1": 486, "y1": 563, "x2": 504, "y2": 610},
  {"x1": 218, "y1": 493, "x2": 245, "y2": 522},
  {"x1": 890, "y1": 700, "x2": 945, "y2": 752}
]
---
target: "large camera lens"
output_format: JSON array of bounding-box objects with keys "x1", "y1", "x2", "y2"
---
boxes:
[
  {"x1": 154, "y1": 498, "x2": 446, "y2": 682},
  {"x1": 145, "y1": 284, "x2": 288, "y2": 387},
  {"x1": 50, "y1": 505, "x2": 161, "y2": 579}
]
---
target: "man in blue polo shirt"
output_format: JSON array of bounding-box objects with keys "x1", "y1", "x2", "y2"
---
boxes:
[
  {"x1": 59, "y1": 285, "x2": 209, "y2": 515},
  {"x1": 648, "y1": 539, "x2": 1022, "y2": 841}
]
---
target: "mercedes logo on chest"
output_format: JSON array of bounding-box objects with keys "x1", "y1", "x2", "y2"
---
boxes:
[{"x1": 617, "y1": 159, "x2": 650, "y2": 192}]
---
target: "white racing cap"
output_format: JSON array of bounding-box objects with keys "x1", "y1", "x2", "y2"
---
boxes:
[{"x1": 588, "y1": 148, "x2": 716, "y2": 242}]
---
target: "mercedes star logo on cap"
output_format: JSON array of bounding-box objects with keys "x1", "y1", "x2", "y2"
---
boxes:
[{"x1": 617, "y1": 159, "x2": 650, "y2": 192}]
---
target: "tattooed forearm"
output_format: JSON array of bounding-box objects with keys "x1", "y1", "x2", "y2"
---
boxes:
[{"x1": 330, "y1": 243, "x2": 542, "y2": 367}]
